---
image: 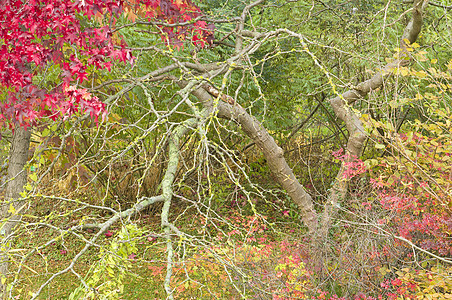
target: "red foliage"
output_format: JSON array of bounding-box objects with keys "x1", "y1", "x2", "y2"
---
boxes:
[
  {"x1": 0, "y1": 0, "x2": 213, "y2": 128},
  {"x1": 140, "y1": 0, "x2": 215, "y2": 48},
  {"x1": 370, "y1": 132, "x2": 452, "y2": 256},
  {"x1": 0, "y1": 0, "x2": 131, "y2": 127},
  {"x1": 332, "y1": 148, "x2": 367, "y2": 179}
]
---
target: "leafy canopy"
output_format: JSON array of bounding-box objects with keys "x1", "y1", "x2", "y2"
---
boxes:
[{"x1": 0, "y1": 0, "x2": 213, "y2": 127}]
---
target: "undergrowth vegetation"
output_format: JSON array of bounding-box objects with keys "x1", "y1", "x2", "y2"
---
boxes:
[{"x1": 6, "y1": 100, "x2": 452, "y2": 299}]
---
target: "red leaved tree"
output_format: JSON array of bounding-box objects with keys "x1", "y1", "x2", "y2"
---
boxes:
[{"x1": 0, "y1": 0, "x2": 212, "y2": 297}]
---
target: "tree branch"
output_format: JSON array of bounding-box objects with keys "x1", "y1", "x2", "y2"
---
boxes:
[
  {"x1": 191, "y1": 84, "x2": 318, "y2": 233},
  {"x1": 319, "y1": 0, "x2": 430, "y2": 240}
]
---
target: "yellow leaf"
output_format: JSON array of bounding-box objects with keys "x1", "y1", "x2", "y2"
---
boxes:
[
  {"x1": 41, "y1": 128, "x2": 50, "y2": 137},
  {"x1": 412, "y1": 42, "x2": 420, "y2": 48},
  {"x1": 8, "y1": 203, "x2": 15, "y2": 214},
  {"x1": 378, "y1": 266, "x2": 390, "y2": 276},
  {"x1": 431, "y1": 59, "x2": 437, "y2": 64},
  {"x1": 414, "y1": 70, "x2": 427, "y2": 78},
  {"x1": 29, "y1": 172, "x2": 37, "y2": 182}
]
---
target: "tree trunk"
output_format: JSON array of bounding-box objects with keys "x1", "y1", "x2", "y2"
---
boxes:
[
  {"x1": 0, "y1": 127, "x2": 31, "y2": 299},
  {"x1": 193, "y1": 86, "x2": 319, "y2": 233},
  {"x1": 319, "y1": 0, "x2": 429, "y2": 240}
]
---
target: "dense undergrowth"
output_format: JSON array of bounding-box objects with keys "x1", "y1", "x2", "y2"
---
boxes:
[{"x1": 4, "y1": 116, "x2": 451, "y2": 299}]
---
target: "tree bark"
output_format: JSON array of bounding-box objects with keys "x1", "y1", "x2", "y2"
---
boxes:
[
  {"x1": 0, "y1": 126, "x2": 31, "y2": 299},
  {"x1": 161, "y1": 116, "x2": 200, "y2": 300}
]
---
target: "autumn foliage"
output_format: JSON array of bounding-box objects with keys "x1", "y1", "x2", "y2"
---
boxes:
[
  {"x1": 0, "y1": 0, "x2": 213, "y2": 127},
  {"x1": 0, "y1": 0, "x2": 127, "y2": 126},
  {"x1": 1, "y1": 1, "x2": 451, "y2": 299}
]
